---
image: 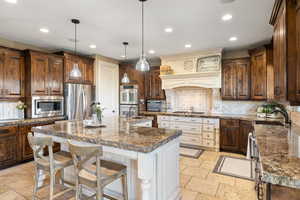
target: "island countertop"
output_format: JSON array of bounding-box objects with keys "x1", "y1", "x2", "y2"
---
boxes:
[
  {"x1": 32, "y1": 117, "x2": 182, "y2": 153},
  {"x1": 254, "y1": 123, "x2": 300, "y2": 189}
]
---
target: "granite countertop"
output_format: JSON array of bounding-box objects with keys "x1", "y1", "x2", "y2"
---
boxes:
[
  {"x1": 0, "y1": 116, "x2": 66, "y2": 127},
  {"x1": 254, "y1": 123, "x2": 300, "y2": 188},
  {"x1": 32, "y1": 117, "x2": 182, "y2": 153},
  {"x1": 140, "y1": 111, "x2": 283, "y2": 122}
]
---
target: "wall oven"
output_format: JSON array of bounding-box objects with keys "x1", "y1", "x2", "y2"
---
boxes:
[
  {"x1": 120, "y1": 85, "x2": 138, "y2": 105},
  {"x1": 31, "y1": 96, "x2": 64, "y2": 118}
]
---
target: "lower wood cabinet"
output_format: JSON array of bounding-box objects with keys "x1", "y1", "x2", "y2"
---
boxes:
[
  {"x1": 0, "y1": 122, "x2": 61, "y2": 169},
  {"x1": 220, "y1": 119, "x2": 253, "y2": 155},
  {"x1": 0, "y1": 126, "x2": 18, "y2": 169}
]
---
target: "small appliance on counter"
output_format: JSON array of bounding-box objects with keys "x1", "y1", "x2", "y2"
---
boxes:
[
  {"x1": 119, "y1": 84, "x2": 139, "y2": 117},
  {"x1": 146, "y1": 100, "x2": 166, "y2": 112}
]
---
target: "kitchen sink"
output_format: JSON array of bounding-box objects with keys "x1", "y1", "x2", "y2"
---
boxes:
[
  {"x1": 131, "y1": 116, "x2": 144, "y2": 119},
  {"x1": 255, "y1": 120, "x2": 284, "y2": 126}
]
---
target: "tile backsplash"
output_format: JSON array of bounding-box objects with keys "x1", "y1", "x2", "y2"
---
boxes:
[
  {"x1": 0, "y1": 102, "x2": 24, "y2": 120},
  {"x1": 165, "y1": 87, "x2": 264, "y2": 115}
]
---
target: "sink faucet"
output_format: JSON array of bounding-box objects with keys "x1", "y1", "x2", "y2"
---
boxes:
[{"x1": 270, "y1": 109, "x2": 291, "y2": 125}]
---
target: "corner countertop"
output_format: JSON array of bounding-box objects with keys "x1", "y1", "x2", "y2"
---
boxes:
[
  {"x1": 254, "y1": 123, "x2": 300, "y2": 189},
  {"x1": 0, "y1": 116, "x2": 66, "y2": 127},
  {"x1": 140, "y1": 111, "x2": 283, "y2": 122},
  {"x1": 32, "y1": 117, "x2": 182, "y2": 153}
]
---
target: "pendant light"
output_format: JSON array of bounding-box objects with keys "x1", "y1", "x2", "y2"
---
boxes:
[
  {"x1": 121, "y1": 42, "x2": 130, "y2": 84},
  {"x1": 70, "y1": 18, "x2": 82, "y2": 78},
  {"x1": 136, "y1": 0, "x2": 150, "y2": 72}
]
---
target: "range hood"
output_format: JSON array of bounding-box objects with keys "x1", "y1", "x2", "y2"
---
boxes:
[
  {"x1": 160, "y1": 49, "x2": 222, "y2": 89},
  {"x1": 160, "y1": 71, "x2": 221, "y2": 89}
]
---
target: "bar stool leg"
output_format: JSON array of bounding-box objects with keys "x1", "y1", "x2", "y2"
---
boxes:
[
  {"x1": 32, "y1": 167, "x2": 39, "y2": 200},
  {"x1": 121, "y1": 174, "x2": 128, "y2": 200},
  {"x1": 96, "y1": 188, "x2": 103, "y2": 200},
  {"x1": 60, "y1": 169, "x2": 65, "y2": 185},
  {"x1": 49, "y1": 170, "x2": 56, "y2": 200}
]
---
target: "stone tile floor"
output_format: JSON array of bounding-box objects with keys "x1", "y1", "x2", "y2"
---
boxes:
[{"x1": 0, "y1": 151, "x2": 256, "y2": 200}]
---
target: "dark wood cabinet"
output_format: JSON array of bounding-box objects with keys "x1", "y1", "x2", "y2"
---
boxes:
[
  {"x1": 25, "y1": 51, "x2": 64, "y2": 96},
  {"x1": 239, "y1": 120, "x2": 253, "y2": 155},
  {"x1": 270, "y1": 0, "x2": 299, "y2": 104},
  {"x1": 119, "y1": 63, "x2": 145, "y2": 100},
  {"x1": 249, "y1": 47, "x2": 269, "y2": 100},
  {"x1": 0, "y1": 47, "x2": 24, "y2": 99},
  {"x1": 48, "y1": 56, "x2": 64, "y2": 95},
  {"x1": 19, "y1": 125, "x2": 34, "y2": 161},
  {"x1": 295, "y1": 1, "x2": 300, "y2": 103},
  {"x1": 220, "y1": 119, "x2": 253, "y2": 155},
  {"x1": 145, "y1": 67, "x2": 165, "y2": 100},
  {"x1": 60, "y1": 52, "x2": 94, "y2": 85},
  {"x1": 0, "y1": 126, "x2": 18, "y2": 169},
  {"x1": 220, "y1": 119, "x2": 240, "y2": 152},
  {"x1": 222, "y1": 59, "x2": 250, "y2": 100}
]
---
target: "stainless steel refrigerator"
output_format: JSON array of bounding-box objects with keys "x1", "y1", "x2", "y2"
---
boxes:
[{"x1": 65, "y1": 83, "x2": 95, "y2": 120}]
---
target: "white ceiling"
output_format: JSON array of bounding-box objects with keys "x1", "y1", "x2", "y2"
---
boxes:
[{"x1": 0, "y1": 0, "x2": 274, "y2": 60}]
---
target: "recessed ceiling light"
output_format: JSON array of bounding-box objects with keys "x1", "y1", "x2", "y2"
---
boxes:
[
  {"x1": 229, "y1": 36, "x2": 237, "y2": 41},
  {"x1": 185, "y1": 44, "x2": 192, "y2": 48},
  {"x1": 148, "y1": 50, "x2": 155, "y2": 54},
  {"x1": 4, "y1": 0, "x2": 17, "y2": 4},
  {"x1": 120, "y1": 55, "x2": 126, "y2": 58},
  {"x1": 89, "y1": 44, "x2": 96, "y2": 49},
  {"x1": 164, "y1": 27, "x2": 173, "y2": 33},
  {"x1": 222, "y1": 14, "x2": 232, "y2": 21},
  {"x1": 39, "y1": 28, "x2": 49, "y2": 33}
]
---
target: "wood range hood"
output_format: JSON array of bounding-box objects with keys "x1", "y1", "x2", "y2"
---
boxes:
[{"x1": 160, "y1": 49, "x2": 222, "y2": 90}]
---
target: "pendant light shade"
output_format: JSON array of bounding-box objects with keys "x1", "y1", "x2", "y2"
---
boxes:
[
  {"x1": 121, "y1": 73, "x2": 130, "y2": 84},
  {"x1": 70, "y1": 19, "x2": 82, "y2": 78},
  {"x1": 136, "y1": 0, "x2": 150, "y2": 72},
  {"x1": 121, "y1": 42, "x2": 130, "y2": 84}
]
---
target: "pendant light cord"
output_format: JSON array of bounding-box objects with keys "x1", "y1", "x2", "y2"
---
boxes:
[
  {"x1": 75, "y1": 23, "x2": 77, "y2": 56},
  {"x1": 141, "y1": 0, "x2": 144, "y2": 57},
  {"x1": 125, "y1": 44, "x2": 127, "y2": 59}
]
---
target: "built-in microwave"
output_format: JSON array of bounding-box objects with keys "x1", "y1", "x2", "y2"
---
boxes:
[{"x1": 31, "y1": 96, "x2": 64, "y2": 118}]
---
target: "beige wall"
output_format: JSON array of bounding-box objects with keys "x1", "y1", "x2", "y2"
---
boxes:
[{"x1": 0, "y1": 37, "x2": 50, "y2": 52}]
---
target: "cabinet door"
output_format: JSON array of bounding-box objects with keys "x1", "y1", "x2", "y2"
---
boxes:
[
  {"x1": 3, "y1": 50, "x2": 24, "y2": 98},
  {"x1": 31, "y1": 54, "x2": 48, "y2": 95},
  {"x1": 48, "y1": 56, "x2": 63, "y2": 95},
  {"x1": 295, "y1": 5, "x2": 300, "y2": 102},
  {"x1": 0, "y1": 126, "x2": 18, "y2": 169},
  {"x1": 239, "y1": 120, "x2": 253, "y2": 155},
  {"x1": 236, "y1": 59, "x2": 250, "y2": 100},
  {"x1": 222, "y1": 61, "x2": 236, "y2": 100},
  {"x1": 19, "y1": 125, "x2": 33, "y2": 161},
  {"x1": 273, "y1": 6, "x2": 287, "y2": 101},
  {"x1": 220, "y1": 119, "x2": 240, "y2": 152},
  {"x1": 0, "y1": 52, "x2": 4, "y2": 95},
  {"x1": 251, "y1": 50, "x2": 267, "y2": 100},
  {"x1": 84, "y1": 59, "x2": 94, "y2": 85}
]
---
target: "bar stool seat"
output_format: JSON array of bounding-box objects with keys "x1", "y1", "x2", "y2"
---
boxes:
[
  {"x1": 36, "y1": 151, "x2": 73, "y2": 169},
  {"x1": 79, "y1": 160, "x2": 127, "y2": 187}
]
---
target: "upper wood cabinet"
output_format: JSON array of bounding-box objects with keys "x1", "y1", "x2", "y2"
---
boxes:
[
  {"x1": 145, "y1": 67, "x2": 165, "y2": 100},
  {"x1": 0, "y1": 47, "x2": 24, "y2": 99},
  {"x1": 270, "y1": 0, "x2": 299, "y2": 105},
  {"x1": 59, "y1": 52, "x2": 94, "y2": 85},
  {"x1": 222, "y1": 58, "x2": 250, "y2": 100},
  {"x1": 25, "y1": 51, "x2": 64, "y2": 96},
  {"x1": 249, "y1": 46, "x2": 273, "y2": 100},
  {"x1": 119, "y1": 63, "x2": 145, "y2": 100}
]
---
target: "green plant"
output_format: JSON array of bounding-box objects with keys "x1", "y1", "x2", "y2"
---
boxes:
[
  {"x1": 261, "y1": 101, "x2": 286, "y2": 114},
  {"x1": 16, "y1": 101, "x2": 27, "y2": 110}
]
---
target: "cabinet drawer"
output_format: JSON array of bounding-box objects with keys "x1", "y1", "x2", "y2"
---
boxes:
[
  {"x1": 170, "y1": 123, "x2": 201, "y2": 133},
  {"x1": 157, "y1": 115, "x2": 170, "y2": 122},
  {"x1": 202, "y1": 124, "x2": 216, "y2": 132},
  {"x1": 203, "y1": 132, "x2": 215, "y2": 140},
  {"x1": 221, "y1": 119, "x2": 239, "y2": 127},
  {"x1": 202, "y1": 118, "x2": 219, "y2": 125},
  {"x1": 202, "y1": 139, "x2": 215, "y2": 147},
  {"x1": 171, "y1": 116, "x2": 188, "y2": 122},
  {"x1": 187, "y1": 117, "x2": 203, "y2": 123},
  {"x1": 181, "y1": 135, "x2": 201, "y2": 144}
]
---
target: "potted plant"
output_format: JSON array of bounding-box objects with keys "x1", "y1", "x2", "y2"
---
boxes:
[
  {"x1": 16, "y1": 101, "x2": 27, "y2": 119},
  {"x1": 91, "y1": 102, "x2": 105, "y2": 122}
]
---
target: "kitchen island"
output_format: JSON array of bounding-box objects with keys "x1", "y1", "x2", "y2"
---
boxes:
[{"x1": 32, "y1": 117, "x2": 182, "y2": 200}]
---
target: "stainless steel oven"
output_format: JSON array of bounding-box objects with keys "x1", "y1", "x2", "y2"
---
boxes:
[
  {"x1": 31, "y1": 96, "x2": 64, "y2": 118},
  {"x1": 120, "y1": 85, "x2": 138, "y2": 105}
]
